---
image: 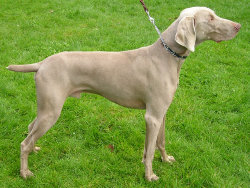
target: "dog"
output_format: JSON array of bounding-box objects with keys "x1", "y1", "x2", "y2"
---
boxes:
[{"x1": 7, "y1": 7, "x2": 241, "y2": 181}]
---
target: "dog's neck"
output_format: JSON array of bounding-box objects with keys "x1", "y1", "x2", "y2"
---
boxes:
[
  {"x1": 158, "y1": 20, "x2": 190, "y2": 57},
  {"x1": 148, "y1": 20, "x2": 188, "y2": 78}
]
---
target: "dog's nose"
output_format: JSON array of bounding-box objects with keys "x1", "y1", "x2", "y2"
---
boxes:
[{"x1": 233, "y1": 23, "x2": 241, "y2": 32}]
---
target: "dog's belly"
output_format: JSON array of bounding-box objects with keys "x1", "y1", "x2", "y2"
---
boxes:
[
  {"x1": 70, "y1": 88, "x2": 146, "y2": 109},
  {"x1": 102, "y1": 94, "x2": 146, "y2": 109}
]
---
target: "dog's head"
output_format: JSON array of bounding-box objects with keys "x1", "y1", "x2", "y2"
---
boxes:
[{"x1": 175, "y1": 7, "x2": 241, "y2": 52}]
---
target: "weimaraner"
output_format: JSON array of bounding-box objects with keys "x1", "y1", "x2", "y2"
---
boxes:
[{"x1": 7, "y1": 7, "x2": 241, "y2": 181}]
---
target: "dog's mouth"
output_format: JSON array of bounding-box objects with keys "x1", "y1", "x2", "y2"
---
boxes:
[{"x1": 216, "y1": 40, "x2": 222, "y2": 43}]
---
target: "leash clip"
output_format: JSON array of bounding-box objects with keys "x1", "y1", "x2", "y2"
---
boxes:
[{"x1": 146, "y1": 11, "x2": 155, "y2": 24}]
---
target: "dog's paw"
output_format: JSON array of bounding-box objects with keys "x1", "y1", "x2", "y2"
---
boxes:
[
  {"x1": 162, "y1": 155, "x2": 176, "y2": 163},
  {"x1": 33, "y1": 146, "x2": 41, "y2": 153},
  {"x1": 146, "y1": 173, "x2": 159, "y2": 181},
  {"x1": 20, "y1": 169, "x2": 34, "y2": 179}
]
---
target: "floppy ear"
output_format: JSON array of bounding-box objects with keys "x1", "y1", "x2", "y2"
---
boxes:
[{"x1": 175, "y1": 16, "x2": 196, "y2": 52}]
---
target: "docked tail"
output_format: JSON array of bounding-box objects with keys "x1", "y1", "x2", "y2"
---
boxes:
[{"x1": 7, "y1": 62, "x2": 41, "y2": 72}]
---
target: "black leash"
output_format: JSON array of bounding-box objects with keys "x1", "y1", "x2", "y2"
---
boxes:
[{"x1": 139, "y1": 0, "x2": 187, "y2": 59}]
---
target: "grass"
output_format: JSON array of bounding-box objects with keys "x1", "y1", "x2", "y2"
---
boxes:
[{"x1": 0, "y1": 0, "x2": 249, "y2": 187}]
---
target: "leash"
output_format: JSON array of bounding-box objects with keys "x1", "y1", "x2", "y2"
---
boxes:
[{"x1": 139, "y1": 0, "x2": 187, "y2": 59}]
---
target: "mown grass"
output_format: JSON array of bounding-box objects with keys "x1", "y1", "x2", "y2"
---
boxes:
[{"x1": 0, "y1": 0, "x2": 249, "y2": 187}]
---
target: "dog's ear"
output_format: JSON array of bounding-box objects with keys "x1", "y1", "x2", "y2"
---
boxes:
[{"x1": 175, "y1": 16, "x2": 196, "y2": 52}]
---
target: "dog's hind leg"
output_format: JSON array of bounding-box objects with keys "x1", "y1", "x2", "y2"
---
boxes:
[
  {"x1": 28, "y1": 118, "x2": 36, "y2": 134},
  {"x1": 27, "y1": 118, "x2": 41, "y2": 153},
  {"x1": 20, "y1": 86, "x2": 66, "y2": 179}
]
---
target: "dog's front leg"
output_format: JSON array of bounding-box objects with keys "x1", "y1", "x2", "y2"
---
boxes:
[
  {"x1": 143, "y1": 106, "x2": 166, "y2": 181},
  {"x1": 156, "y1": 116, "x2": 175, "y2": 163}
]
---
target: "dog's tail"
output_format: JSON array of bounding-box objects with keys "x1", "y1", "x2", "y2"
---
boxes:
[{"x1": 7, "y1": 62, "x2": 42, "y2": 72}]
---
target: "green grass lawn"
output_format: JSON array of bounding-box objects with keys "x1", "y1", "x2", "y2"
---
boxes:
[{"x1": 0, "y1": 0, "x2": 249, "y2": 187}]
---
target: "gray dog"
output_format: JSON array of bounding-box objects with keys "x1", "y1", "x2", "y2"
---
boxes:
[{"x1": 8, "y1": 7, "x2": 241, "y2": 181}]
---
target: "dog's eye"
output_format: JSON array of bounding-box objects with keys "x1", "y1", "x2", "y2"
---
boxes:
[{"x1": 210, "y1": 15, "x2": 215, "y2": 21}]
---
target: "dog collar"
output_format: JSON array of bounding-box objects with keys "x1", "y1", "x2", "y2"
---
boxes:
[{"x1": 161, "y1": 40, "x2": 188, "y2": 59}]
